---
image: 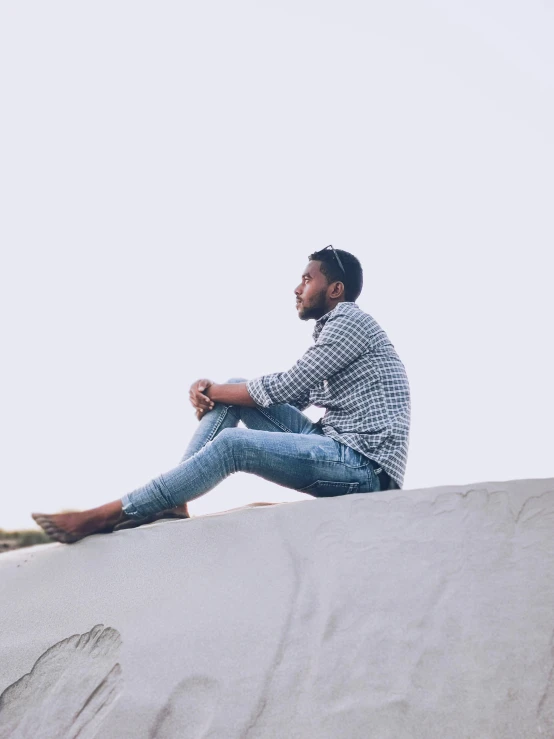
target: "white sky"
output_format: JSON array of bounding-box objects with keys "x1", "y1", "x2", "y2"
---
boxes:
[{"x1": 1, "y1": 1, "x2": 552, "y2": 530}]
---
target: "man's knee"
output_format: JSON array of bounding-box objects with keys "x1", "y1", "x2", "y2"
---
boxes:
[
  {"x1": 214, "y1": 427, "x2": 251, "y2": 470},
  {"x1": 216, "y1": 427, "x2": 248, "y2": 446},
  {"x1": 226, "y1": 377, "x2": 247, "y2": 384}
]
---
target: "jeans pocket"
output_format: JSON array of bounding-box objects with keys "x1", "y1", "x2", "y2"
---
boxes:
[
  {"x1": 298, "y1": 480, "x2": 361, "y2": 497},
  {"x1": 340, "y1": 443, "x2": 373, "y2": 469}
]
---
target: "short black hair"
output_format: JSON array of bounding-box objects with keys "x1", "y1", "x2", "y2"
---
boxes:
[{"x1": 308, "y1": 247, "x2": 363, "y2": 302}]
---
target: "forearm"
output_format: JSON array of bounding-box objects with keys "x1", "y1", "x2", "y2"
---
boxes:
[{"x1": 206, "y1": 382, "x2": 258, "y2": 407}]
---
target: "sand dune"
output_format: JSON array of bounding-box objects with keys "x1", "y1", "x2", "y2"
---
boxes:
[{"x1": 1, "y1": 478, "x2": 553, "y2": 738}]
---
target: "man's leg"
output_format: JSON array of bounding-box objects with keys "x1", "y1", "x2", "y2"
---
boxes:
[
  {"x1": 120, "y1": 422, "x2": 377, "y2": 519},
  {"x1": 32, "y1": 380, "x2": 376, "y2": 542},
  {"x1": 114, "y1": 378, "x2": 323, "y2": 530},
  {"x1": 31, "y1": 377, "x2": 319, "y2": 541},
  {"x1": 114, "y1": 379, "x2": 251, "y2": 527}
]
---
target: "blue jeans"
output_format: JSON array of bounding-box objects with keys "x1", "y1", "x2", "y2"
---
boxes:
[{"x1": 121, "y1": 378, "x2": 384, "y2": 518}]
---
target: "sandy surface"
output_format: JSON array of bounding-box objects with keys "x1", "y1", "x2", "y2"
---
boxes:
[{"x1": 1, "y1": 477, "x2": 553, "y2": 738}]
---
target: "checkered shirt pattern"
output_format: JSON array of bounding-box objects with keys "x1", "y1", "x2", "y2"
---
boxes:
[{"x1": 246, "y1": 302, "x2": 411, "y2": 488}]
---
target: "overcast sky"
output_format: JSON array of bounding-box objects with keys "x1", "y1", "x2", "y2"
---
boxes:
[{"x1": 1, "y1": 0, "x2": 552, "y2": 530}]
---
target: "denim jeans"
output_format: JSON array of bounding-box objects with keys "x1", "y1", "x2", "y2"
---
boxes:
[{"x1": 121, "y1": 378, "x2": 384, "y2": 518}]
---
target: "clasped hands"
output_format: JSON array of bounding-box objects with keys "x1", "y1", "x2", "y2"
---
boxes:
[{"x1": 189, "y1": 379, "x2": 216, "y2": 421}]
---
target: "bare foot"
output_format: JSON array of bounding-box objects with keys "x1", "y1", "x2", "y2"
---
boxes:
[{"x1": 32, "y1": 501, "x2": 125, "y2": 544}]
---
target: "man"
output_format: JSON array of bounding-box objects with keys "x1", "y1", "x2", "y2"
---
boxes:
[{"x1": 33, "y1": 246, "x2": 411, "y2": 543}]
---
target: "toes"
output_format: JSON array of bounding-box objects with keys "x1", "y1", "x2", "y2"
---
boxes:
[
  {"x1": 43, "y1": 525, "x2": 68, "y2": 543},
  {"x1": 34, "y1": 518, "x2": 55, "y2": 534},
  {"x1": 31, "y1": 514, "x2": 79, "y2": 544},
  {"x1": 32, "y1": 515, "x2": 54, "y2": 533}
]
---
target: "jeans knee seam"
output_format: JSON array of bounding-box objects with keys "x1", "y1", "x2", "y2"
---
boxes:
[
  {"x1": 255, "y1": 406, "x2": 294, "y2": 433},
  {"x1": 206, "y1": 405, "x2": 233, "y2": 442}
]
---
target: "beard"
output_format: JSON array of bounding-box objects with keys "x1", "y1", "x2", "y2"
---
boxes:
[{"x1": 297, "y1": 290, "x2": 328, "y2": 321}]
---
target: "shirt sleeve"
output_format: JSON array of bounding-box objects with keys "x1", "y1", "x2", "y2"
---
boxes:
[
  {"x1": 288, "y1": 391, "x2": 312, "y2": 411},
  {"x1": 246, "y1": 311, "x2": 367, "y2": 408}
]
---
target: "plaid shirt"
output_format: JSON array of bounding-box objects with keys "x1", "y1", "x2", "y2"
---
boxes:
[{"x1": 246, "y1": 302, "x2": 411, "y2": 488}]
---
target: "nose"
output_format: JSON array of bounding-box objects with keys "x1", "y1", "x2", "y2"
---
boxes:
[{"x1": 294, "y1": 283, "x2": 302, "y2": 297}]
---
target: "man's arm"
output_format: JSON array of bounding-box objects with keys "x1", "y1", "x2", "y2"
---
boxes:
[
  {"x1": 205, "y1": 382, "x2": 257, "y2": 407},
  {"x1": 191, "y1": 379, "x2": 308, "y2": 420},
  {"x1": 189, "y1": 379, "x2": 256, "y2": 421},
  {"x1": 245, "y1": 310, "x2": 367, "y2": 408},
  {"x1": 192, "y1": 311, "x2": 366, "y2": 414}
]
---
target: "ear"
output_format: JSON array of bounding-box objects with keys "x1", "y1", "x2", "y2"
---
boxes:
[{"x1": 329, "y1": 280, "x2": 344, "y2": 299}]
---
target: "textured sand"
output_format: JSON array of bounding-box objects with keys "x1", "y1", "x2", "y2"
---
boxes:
[{"x1": 1, "y1": 477, "x2": 553, "y2": 738}]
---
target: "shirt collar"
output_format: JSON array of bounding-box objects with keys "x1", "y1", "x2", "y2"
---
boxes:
[{"x1": 312, "y1": 301, "x2": 357, "y2": 340}]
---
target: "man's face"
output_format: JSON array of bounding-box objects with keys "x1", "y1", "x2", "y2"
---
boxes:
[{"x1": 294, "y1": 261, "x2": 331, "y2": 321}]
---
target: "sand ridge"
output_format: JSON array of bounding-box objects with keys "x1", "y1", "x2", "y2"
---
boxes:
[{"x1": 1, "y1": 478, "x2": 553, "y2": 738}]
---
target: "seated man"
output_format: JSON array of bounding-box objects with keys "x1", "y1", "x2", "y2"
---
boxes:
[{"x1": 33, "y1": 246, "x2": 411, "y2": 543}]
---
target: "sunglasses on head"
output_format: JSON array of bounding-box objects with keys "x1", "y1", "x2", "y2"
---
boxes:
[{"x1": 322, "y1": 244, "x2": 346, "y2": 275}]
